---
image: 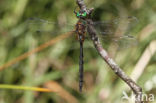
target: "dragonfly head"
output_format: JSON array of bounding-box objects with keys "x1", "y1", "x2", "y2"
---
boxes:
[{"x1": 74, "y1": 9, "x2": 87, "y2": 19}]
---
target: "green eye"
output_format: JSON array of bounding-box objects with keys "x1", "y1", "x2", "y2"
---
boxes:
[
  {"x1": 82, "y1": 12, "x2": 87, "y2": 17},
  {"x1": 77, "y1": 12, "x2": 80, "y2": 17}
]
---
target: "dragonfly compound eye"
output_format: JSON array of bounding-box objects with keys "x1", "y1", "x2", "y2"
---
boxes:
[
  {"x1": 76, "y1": 10, "x2": 88, "y2": 18},
  {"x1": 82, "y1": 12, "x2": 87, "y2": 17},
  {"x1": 76, "y1": 12, "x2": 81, "y2": 17}
]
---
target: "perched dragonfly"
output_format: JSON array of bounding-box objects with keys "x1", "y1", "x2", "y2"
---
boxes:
[{"x1": 27, "y1": 9, "x2": 138, "y2": 92}]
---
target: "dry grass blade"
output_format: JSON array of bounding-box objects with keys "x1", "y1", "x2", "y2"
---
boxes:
[
  {"x1": 0, "y1": 31, "x2": 73, "y2": 71},
  {"x1": 138, "y1": 24, "x2": 155, "y2": 41},
  {"x1": 44, "y1": 81, "x2": 78, "y2": 103},
  {"x1": 131, "y1": 40, "x2": 156, "y2": 81}
]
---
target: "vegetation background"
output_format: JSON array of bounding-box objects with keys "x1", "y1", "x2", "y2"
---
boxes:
[{"x1": 0, "y1": 0, "x2": 156, "y2": 103}]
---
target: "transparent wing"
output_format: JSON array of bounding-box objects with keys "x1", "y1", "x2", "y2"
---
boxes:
[
  {"x1": 98, "y1": 35, "x2": 138, "y2": 50},
  {"x1": 91, "y1": 16, "x2": 138, "y2": 35},
  {"x1": 90, "y1": 16, "x2": 138, "y2": 50},
  {"x1": 25, "y1": 17, "x2": 75, "y2": 36}
]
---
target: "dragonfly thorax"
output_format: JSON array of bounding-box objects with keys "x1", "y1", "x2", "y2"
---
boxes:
[{"x1": 75, "y1": 20, "x2": 86, "y2": 41}]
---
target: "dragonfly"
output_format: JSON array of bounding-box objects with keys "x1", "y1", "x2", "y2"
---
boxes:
[{"x1": 27, "y1": 9, "x2": 138, "y2": 92}]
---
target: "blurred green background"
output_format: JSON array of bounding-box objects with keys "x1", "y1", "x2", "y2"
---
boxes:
[{"x1": 0, "y1": 0, "x2": 156, "y2": 103}]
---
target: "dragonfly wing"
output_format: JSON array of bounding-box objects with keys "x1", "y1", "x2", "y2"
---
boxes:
[
  {"x1": 26, "y1": 17, "x2": 75, "y2": 36},
  {"x1": 98, "y1": 34, "x2": 138, "y2": 50},
  {"x1": 91, "y1": 16, "x2": 138, "y2": 36},
  {"x1": 26, "y1": 17, "x2": 75, "y2": 26},
  {"x1": 88, "y1": 16, "x2": 138, "y2": 50}
]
